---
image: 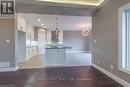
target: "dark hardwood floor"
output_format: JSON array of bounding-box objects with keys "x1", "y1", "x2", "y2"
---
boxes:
[{"x1": 0, "y1": 66, "x2": 123, "y2": 87}]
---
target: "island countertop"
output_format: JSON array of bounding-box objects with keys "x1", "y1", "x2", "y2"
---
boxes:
[
  {"x1": 45, "y1": 46, "x2": 72, "y2": 49},
  {"x1": 45, "y1": 45, "x2": 71, "y2": 65}
]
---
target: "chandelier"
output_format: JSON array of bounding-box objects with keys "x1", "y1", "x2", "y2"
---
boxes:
[
  {"x1": 55, "y1": 17, "x2": 59, "y2": 36},
  {"x1": 81, "y1": 24, "x2": 91, "y2": 37}
]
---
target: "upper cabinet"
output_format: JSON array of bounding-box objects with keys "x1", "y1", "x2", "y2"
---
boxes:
[
  {"x1": 16, "y1": 14, "x2": 26, "y2": 32},
  {"x1": 26, "y1": 22, "x2": 34, "y2": 41}
]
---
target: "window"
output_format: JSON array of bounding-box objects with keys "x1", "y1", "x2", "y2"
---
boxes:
[{"x1": 118, "y1": 3, "x2": 130, "y2": 74}]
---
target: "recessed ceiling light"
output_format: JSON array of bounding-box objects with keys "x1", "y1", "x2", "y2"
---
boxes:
[
  {"x1": 41, "y1": 23, "x2": 44, "y2": 26},
  {"x1": 38, "y1": 19, "x2": 41, "y2": 22},
  {"x1": 40, "y1": 29, "x2": 44, "y2": 31}
]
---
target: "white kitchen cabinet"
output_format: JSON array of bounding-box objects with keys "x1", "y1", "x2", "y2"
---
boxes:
[
  {"x1": 26, "y1": 47, "x2": 38, "y2": 61},
  {"x1": 30, "y1": 48, "x2": 33, "y2": 58},
  {"x1": 45, "y1": 48, "x2": 66, "y2": 65},
  {"x1": 26, "y1": 22, "x2": 34, "y2": 41},
  {"x1": 58, "y1": 49, "x2": 65, "y2": 63},
  {"x1": 27, "y1": 48, "x2": 32, "y2": 61},
  {"x1": 33, "y1": 47, "x2": 38, "y2": 56},
  {"x1": 20, "y1": 16, "x2": 26, "y2": 32},
  {"x1": 45, "y1": 49, "x2": 58, "y2": 64},
  {"x1": 17, "y1": 14, "x2": 21, "y2": 31},
  {"x1": 26, "y1": 48, "x2": 30, "y2": 61},
  {"x1": 16, "y1": 14, "x2": 26, "y2": 32}
]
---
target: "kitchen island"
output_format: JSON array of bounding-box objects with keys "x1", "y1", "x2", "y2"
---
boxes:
[{"x1": 45, "y1": 45, "x2": 72, "y2": 66}]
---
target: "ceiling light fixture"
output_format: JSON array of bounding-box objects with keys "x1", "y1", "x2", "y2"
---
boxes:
[
  {"x1": 38, "y1": 19, "x2": 41, "y2": 22},
  {"x1": 55, "y1": 17, "x2": 59, "y2": 36},
  {"x1": 81, "y1": 24, "x2": 91, "y2": 37}
]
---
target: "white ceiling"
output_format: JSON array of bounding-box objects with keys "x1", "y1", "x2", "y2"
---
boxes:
[
  {"x1": 36, "y1": 0, "x2": 104, "y2": 6},
  {"x1": 16, "y1": 0, "x2": 109, "y2": 7},
  {"x1": 16, "y1": 0, "x2": 110, "y2": 16},
  {"x1": 20, "y1": 13, "x2": 92, "y2": 31}
]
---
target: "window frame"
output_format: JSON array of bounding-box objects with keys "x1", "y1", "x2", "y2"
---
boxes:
[{"x1": 118, "y1": 3, "x2": 130, "y2": 74}]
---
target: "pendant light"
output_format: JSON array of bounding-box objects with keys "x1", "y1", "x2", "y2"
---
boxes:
[{"x1": 55, "y1": 17, "x2": 59, "y2": 36}]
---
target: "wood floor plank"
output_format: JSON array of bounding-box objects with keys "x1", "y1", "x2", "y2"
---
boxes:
[{"x1": 0, "y1": 66, "x2": 124, "y2": 87}]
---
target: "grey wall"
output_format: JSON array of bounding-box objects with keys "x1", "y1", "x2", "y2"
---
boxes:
[
  {"x1": 92, "y1": 0, "x2": 130, "y2": 83},
  {"x1": 63, "y1": 31, "x2": 90, "y2": 52},
  {"x1": 0, "y1": 18, "x2": 16, "y2": 67}
]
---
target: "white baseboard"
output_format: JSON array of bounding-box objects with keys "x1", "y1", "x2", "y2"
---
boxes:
[
  {"x1": 92, "y1": 63, "x2": 130, "y2": 87},
  {"x1": 66, "y1": 51, "x2": 91, "y2": 53},
  {"x1": 0, "y1": 66, "x2": 19, "y2": 72}
]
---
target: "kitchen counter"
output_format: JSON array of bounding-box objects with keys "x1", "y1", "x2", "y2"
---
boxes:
[
  {"x1": 26, "y1": 45, "x2": 38, "y2": 48},
  {"x1": 45, "y1": 46, "x2": 72, "y2": 49},
  {"x1": 45, "y1": 45, "x2": 72, "y2": 66}
]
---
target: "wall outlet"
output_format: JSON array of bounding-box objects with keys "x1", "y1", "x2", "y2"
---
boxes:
[
  {"x1": 110, "y1": 65, "x2": 114, "y2": 70},
  {"x1": 97, "y1": 60, "x2": 100, "y2": 64}
]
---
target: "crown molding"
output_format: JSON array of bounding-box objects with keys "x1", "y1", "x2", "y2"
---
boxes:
[{"x1": 98, "y1": 0, "x2": 110, "y2": 8}]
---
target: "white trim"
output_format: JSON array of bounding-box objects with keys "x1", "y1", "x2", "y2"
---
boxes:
[
  {"x1": 92, "y1": 63, "x2": 130, "y2": 87},
  {"x1": 118, "y1": 3, "x2": 130, "y2": 74},
  {"x1": 0, "y1": 66, "x2": 19, "y2": 72},
  {"x1": 119, "y1": 68, "x2": 130, "y2": 75},
  {"x1": 16, "y1": 0, "x2": 105, "y2": 6},
  {"x1": 99, "y1": 0, "x2": 110, "y2": 8},
  {"x1": 66, "y1": 51, "x2": 91, "y2": 53},
  {"x1": 44, "y1": 64, "x2": 92, "y2": 68},
  {"x1": 118, "y1": 3, "x2": 125, "y2": 72}
]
